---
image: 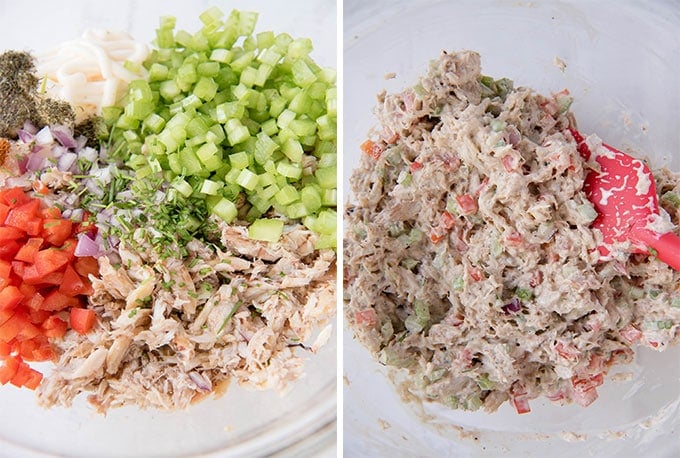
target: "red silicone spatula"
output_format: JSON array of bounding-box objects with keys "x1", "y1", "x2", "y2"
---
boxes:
[{"x1": 570, "y1": 128, "x2": 680, "y2": 270}]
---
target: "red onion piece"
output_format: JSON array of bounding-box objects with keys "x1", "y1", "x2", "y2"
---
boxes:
[
  {"x1": 189, "y1": 372, "x2": 212, "y2": 392},
  {"x1": 502, "y1": 297, "x2": 522, "y2": 315},
  {"x1": 74, "y1": 233, "x2": 100, "y2": 257},
  {"x1": 50, "y1": 125, "x2": 78, "y2": 149},
  {"x1": 17, "y1": 129, "x2": 34, "y2": 143},
  {"x1": 34, "y1": 126, "x2": 54, "y2": 145},
  {"x1": 57, "y1": 152, "x2": 78, "y2": 172},
  {"x1": 26, "y1": 152, "x2": 46, "y2": 172}
]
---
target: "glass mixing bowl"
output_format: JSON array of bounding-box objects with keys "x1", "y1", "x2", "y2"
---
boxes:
[
  {"x1": 0, "y1": 0, "x2": 337, "y2": 456},
  {"x1": 343, "y1": 1, "x2": 680, "y2": 456}
]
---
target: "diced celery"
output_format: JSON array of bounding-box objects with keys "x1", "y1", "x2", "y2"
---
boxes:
[
  {"x1": 281, "y1": 138, "x2": 304, "y2": 163},
  {"x1": 149, "y1": 63, "x2": 169, "y2": 81},
  {"x1": 314, "y1": 209, "x2": 337, "y2": 235},
  {"x1": 257, "y1": 48, "x2": 281, "y2": 65},
  {"x1": 274, "y1": 185, "x2": 299, "y2": 205},
  {"x1": 240, "y1": 66, "x2": 258, "y2": 87},
  {"x1": 199, "y1": 6, "x2": 223, "y2": 25},
  {"x1": 287, "y1": 38, "x2": 313, "y2": 59},
  {"x1": 172, "y1": 178, "x2": 194, "y2": 197},
  {"x1": 229, "y1": 151, "x2": 250, "y2": 169},
  {"x1": 224, "y1": 119, "x2": 250, "y2": 145},
  {"x1": 300, "y1": 186, "x2": 322, "y2": 213},
  {"x1": 277, "y1": 161, "x2": 302, "y2": 180},
  {"x1": 248, "y1": 218, "x2": 283, "y2": 243},
  {"x1": 143, "y1": 113, "x2": 166, "y2": 134},
  {"x1": 178, "y1": 147, "x2": 203, "y2": 175},
  {"x1": 236, "y1": 168, "x2": 259, "y2": 190},
  {"x1": 254, "y1": 132, "x2": 279, "y2": 164},
  {"x1": 216, "y1": 101, "x2": 245, "y2": 123},
  {"x1": 321, "y1": 188, "x2": 337, "y2": 206},
  {"x1": 257, "y1": 184, "x2": 279, "y2": 201},
  {"x1": 291, "y1": 118, "x2": 317, "y2": 137},
  {"x1": 212, "y1": 197, "x2": 238, "y2": 222},
  {"x1": 256, "y1": 30, "x2": 275, "y2": 49},
  {"x1": 194, "y1": 76, "x2": 218, "y2": 101},
  {"x1": 288, "y1": 91, "x2": 312, "y2": 114},
  {"x1": 230, "y1": 51, "x2": 254, "y2": 72},
  {"x1": 326, "y1": 87, "x2": 337, "y2": 117},
  {"x1": 269, "y1": 95, "x2": 287, "y2": 118},
  {"x1": 261, "y1": 118, "x2": 278, "y2": 136},
  {"x1": 315, "y1": 234, "x2": 336, "y2": 250},
  {"x1": 315, "y1": 166, "x2": 336, "y2": 188},
  {"x1": 200, "y1": 179, "x2": 222, "y2": 195},
  {"x1": 277, "y1": 109, "x2": 296, "y2": 129},
  {"x1": 286, "y1": 202, "x2": 309, "y2": 219},
  {"x1": 291, "y1": 60, "x2": 317, "y2": 87},
  {"x1": 210, "y1": 48, "x2": 233, "y2": 63}
]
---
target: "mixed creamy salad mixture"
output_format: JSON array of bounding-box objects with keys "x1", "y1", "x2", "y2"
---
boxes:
[{"x1": 345, "y1": 51, "x2": 680, "y2": 414}]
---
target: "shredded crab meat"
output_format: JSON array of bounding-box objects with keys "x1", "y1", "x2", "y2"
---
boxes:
[
  {"x1": 344, "y1": 51, "x2": 680, "y2": 413},
  {"x1": 37, "y1": 223, "x2": 336, "y2": 412}
]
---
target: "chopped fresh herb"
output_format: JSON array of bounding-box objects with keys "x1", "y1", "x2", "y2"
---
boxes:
[{"x1": 217, "y1": 300, "x2": 243, "y2": 334}]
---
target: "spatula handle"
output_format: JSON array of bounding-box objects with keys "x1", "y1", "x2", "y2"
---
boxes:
[{"x1": 636, "y1": 231, "x2": 680, "y2": 271}]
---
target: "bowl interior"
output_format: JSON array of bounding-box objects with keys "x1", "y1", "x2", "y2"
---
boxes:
[{"x1": 343, "y1": 0, "x2": 680, "y2": 455}]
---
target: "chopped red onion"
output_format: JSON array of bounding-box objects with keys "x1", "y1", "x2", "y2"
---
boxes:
[
  {"x1": 22, "y1": 120, "x2": 38, "y2": 134},
  {"x1": 50, "y1": 125, "x2": 78, "y2": 149},
  {"x1": 78, "y1": 147, "x2": 98, "y2": 163},
  {"x1": 74, "y1": 233, "x2": 100, "y2": 257},
  {"x1": 26, "y1": 152, "x2": 47, "y2": 172},
  {"x1": 502, "y1": 297, "x2": 522, "y2": 315},
  {"x1": 57, "y1": 152, "x2": 78, "y2": 172},
  {"x1": 188, "y1": 372, "x2": 212, "y2": 392},
  {"x1": 4, "y1": 176, "x2": 31, "y2": 188},
  {"x1": 17, "y1": 129, "x2": 34, "y2": 143},
  {"x1": 51, "y1": 145, "x2": 68, "y2": 158},
  {"x1": 34, "y1": 126, "x2": 54, "y2": 145}
]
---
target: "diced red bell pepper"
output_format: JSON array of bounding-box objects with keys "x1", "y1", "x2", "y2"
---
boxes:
[
  {"x1": 24, "y1": 292, "x2": 45, "y2": 312},
  {"x1": 0, "y1": 203, "x2": 9, "y2": 223},
  {"x1": 27, "y1": 307, "x2": 50, "y2": 324},
  {"x1": 0, "y1": 187, "x2": 31, "y2": 207},
  {"x1": 14, "y1": 237, "x2": 44, "y2": 263},
  {"x1": 0, "y1": 240, "x2": 21, "y2": 261},
  {"x1": 41, "y1": 315, "x2": 68, "y2": 338},
  {"x1": 354, "y1": 309, "x2": 377, "y2": 327},
  {"x1": 41, "y1": 290, "x2": 79, "y2": 311},
  {"x1": 360, "y1": 139, "x2": 384, "y2": 160},
  {"x1": 0, "y1": 259, "x2": 11, "y2": 289},
  {"x1": 441, "y1": 211, "x2": 456, "y2": 230},
  {"x1": 0, "y1": 340, "x2": 11, "y2": 357},
  {"x1": 60, "y1": 265, "x2": 93, "y2": 296},
  {"x1": 0, "y1": 311, "x2": 30, "y2": 341},
  {"x1": 10, "y1": 360, "x2": 43, "y2": 389},
  {"x1": 42, "y1": 219, "x2": 73, "y2": 246},
  {"x1": 39, "y1": 207, "x2": 61, "y2": 219},
  {"x1": 0, "y1": 226, "x2": 24, "y2": 242},
  {"x1": 455, "y1": 194, "x2": 478, "y2": 215},
  {"x1": 33, "y1": 248, "x2": 71, "y2": 276},
  {"x1": 70, "y1": 307, "x2": 96, "y2": 334},
  {"x1": 4, "y1": 199, "x2": 41, "y2": 236},
  {"x1": 0, "y1": 285, "x2": 24, "y2": 311},
  {"x1": 0, "y1": 355, "x2": 21, "y2": 384},
  {"x1": 74, "y1": 256, "x2": 100, "y2": 278}
]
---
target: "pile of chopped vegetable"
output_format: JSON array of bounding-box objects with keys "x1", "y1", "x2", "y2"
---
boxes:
[
  {"x1": 0, "y1": 188, "x2": 98, "y2": 390},
  {"x1": 98, "y1": 7, "x2": 337, "y2": 255}
]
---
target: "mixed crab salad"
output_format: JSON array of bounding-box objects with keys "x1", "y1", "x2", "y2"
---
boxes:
[
  {"x1": 0, "y1": 8, "x2": 337, "y2": 411},
  {"x1": 344, "y1": 51, "x2": 680, "y2": 414}
]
